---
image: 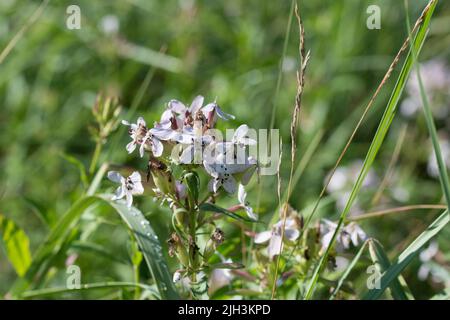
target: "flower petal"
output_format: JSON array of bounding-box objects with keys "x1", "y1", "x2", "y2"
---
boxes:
[
  {"x1": 233, "y1": 124, "x2": 249, "y2": 142},
  {"x1": 189, "y1": 95, "x2": 204, "y2": 114},
  {"x1": 180, "y1": 145, "x2": 194, "y2": 164},
  {"x1": 245, "y1": 205, "x2": 258, "y2": 220},
  {"x1": 129, "y1": 171, "x2": 142, "y2": 184},
  {"x1": 238, "y1": 184, "x2": 246, "y2": 204},
  {"x1": 268, "y1": 234, "x2": 283, "y2": 260},
  {"x1": 168, "y1": 99, "x2": 186, "y2": 114},
  {"x1": 137, "y1": 117, "x2": 146, "y2": 127},
  {"x1": 152, "y1": 138, "x2": 164, "y2": 157},
  {"x1": 132, "y1": 181, "x2": 144, "y2": 195},
  {"x1": 284, "y1": 228, "x2": 300, "y2": 241},
  {"x1": 125, "y1": 192, "x2": 133, "y2": 207},
  {"x1": 112, "y1": 186, "x2": 125, "y2": 200},
  {"x1": 126, "y1": 141, "x2": 136, "y2": 154},
  {"x1": 107, "y1": 171, "x2": 123, "y2": 183},
  {"x1": 215, "y1": 105, "x2": 235, "y2": 120}
]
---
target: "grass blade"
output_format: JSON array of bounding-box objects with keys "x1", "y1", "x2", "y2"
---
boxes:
[
  {"x1": 304, "y1": 0, "x2": 438, "y2": 299},
  {"x1": 101, "y1": 195, "x2": 180, "y2": 300},
  {"x1": 0, "y1": 214, "x2": 32, "y2": 277},
  {"x1": 368, "y1": 239, "x2": 413, "y2": 300},
  {"x1": 363, "y1": 209, "x2": 449, "y2": 299}
]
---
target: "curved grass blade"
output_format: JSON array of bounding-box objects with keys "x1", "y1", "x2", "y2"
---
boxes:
[
  {"x1": 0, "y1": 214, "x2": 32, "y2": 277},
  {"x1": 19, "y1": 281, "x2": 159, "y2": 299},
  {"x1": 364, "y1": 210, "x2": 449, "y2": 299},
  {"x1": 368, "y1": 239, "x2": 413, "y2": 300},
  {"x1": 304, "y1": 0, "x2": 438, "y2": 299},
  {"x1": 101, "y1": 195, "x2": 179, "y2": 300}
]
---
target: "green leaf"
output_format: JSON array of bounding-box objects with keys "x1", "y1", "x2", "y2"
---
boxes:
[
  {"x1": 364, "y1": 210, "x2": 449, "y2": 300},
  {"x1": 368, "y1": 239, "x2": 413, "y2": 300},
  {"x1": 100, "y1": 195, "x2": 179, "y2": 300},
  {"x1": 304, "y1": 0, "x2": 438, "y2": 300},
  {"x1": 0, "y1": 214, "x2": 32, "y2": 277},
  {"x1": 199, "y1": 203, "x2": 255, "y2": 223}
]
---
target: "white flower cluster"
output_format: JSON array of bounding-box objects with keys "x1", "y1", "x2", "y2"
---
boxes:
[{"x1": 107, "y1": 95, "x2": 258, "y2": 216}]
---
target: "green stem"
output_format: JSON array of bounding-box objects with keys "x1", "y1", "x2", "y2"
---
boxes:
[{"x1": 89, "y1": 140, "x2": 102, "y2": 176}]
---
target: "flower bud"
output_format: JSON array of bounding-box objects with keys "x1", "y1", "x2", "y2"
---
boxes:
[
  {"x1": 148, "y1": 158, "x2": 175, "y2": 195},
  {"x1": 167, "y1": 232, "x2": 189, "y2": 267},
  {"x1": 174, "y1": 207, "x2": 187, "y2": 226}
]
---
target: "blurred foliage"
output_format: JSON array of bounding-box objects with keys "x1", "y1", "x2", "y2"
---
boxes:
[{"x1": 0, "y1": 0, "x2": 449, "y2": 299}]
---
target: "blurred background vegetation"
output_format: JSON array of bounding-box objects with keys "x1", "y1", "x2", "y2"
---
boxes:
[{"x1": 0, "y1": 0, "x2": 449, "y2": 299}]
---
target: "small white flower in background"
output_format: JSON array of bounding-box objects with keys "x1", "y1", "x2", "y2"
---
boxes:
[
  {"x1": 100, "y1": 15, "x2": 119, "y2": 35},
  {"x1": 320, "y1": 219, "x2": 367, "y2": 251},
  {"x1": 108, "y1": 171, "x2": 144, "y2": 207},
  {"x1": 325, "y1": 160, "x2": 378, "y2": 215},
  {"x1": 204, "y1": 156, "x2": 257, "y2": 194},
  {"x1": 418, "y1": 241, "x2": 439, "y2": 281},
  {"x1": 238, "y1": 184, "x2": 257, "y2": 220},
  {"x1": 400, "y1": 59, "x2": 450, "y2": 119},
  {"x1": 254, "y1": 218, "x2": 300, "y2": 260}
]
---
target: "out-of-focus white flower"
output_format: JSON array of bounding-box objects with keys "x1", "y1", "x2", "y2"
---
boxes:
[
  {"x1": 320, "y1": 219, "x2": 367, "y2": 251},
  {"x1": 208, "y1": 259, "x2": 234, "y2": 294},
  {"x1": 100, "y1": 15, "x2": 119, "y2": 35},
  {"x1": 400, "y1": 59, "x2": 450, "y2": 119},
  {"x1": 326, "y1": 160, "x2": 378, "y2": 215},
  {"x1": 108, "y1": 171, "x2": 144, "y2": 207},
  {"x1": 254, "y1": 218, "x2": 300, "y2": 260},
  {"x1": 237, "y1": 184, "x2": 257, "y2": 220},
  {"x1": 418, "y1": 241, "x2": 439, "y2": 281},
  {"x1": 427, "y1": 137, "x2": 450, "y2": 178}
]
